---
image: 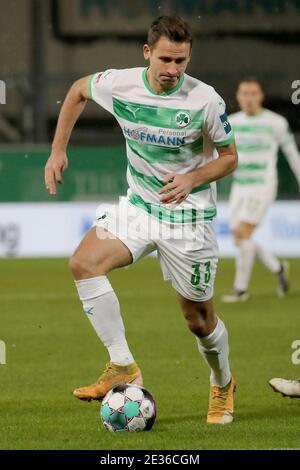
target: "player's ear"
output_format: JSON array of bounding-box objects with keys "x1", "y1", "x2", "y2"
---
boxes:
[{"x1": 143, "y1": 44, "x2": 151, "y2": 60}]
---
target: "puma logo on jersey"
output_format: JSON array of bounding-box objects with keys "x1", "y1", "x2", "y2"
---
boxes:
[
  {"x1": 96, "y1": 72, "x2": 103, "y2": 83},
  {"x1": 125, "y1": 105, "x2": 140, "y2": 118}
]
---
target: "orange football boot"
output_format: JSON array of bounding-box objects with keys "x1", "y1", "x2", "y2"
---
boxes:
[
  {"x1": 207, "y1": 377, "x2": 236, "y2": 424},
  {"x1": 73, "y1": 362, "x2": 143, "y2": 401}
]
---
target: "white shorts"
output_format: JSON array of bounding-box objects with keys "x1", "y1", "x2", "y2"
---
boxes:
[
  {"x1": 94, "y1": 198, "x2": 219, "y2": 302},
  {"x1": 229, "y1": 184, "x2": 276, "y2": 230}
]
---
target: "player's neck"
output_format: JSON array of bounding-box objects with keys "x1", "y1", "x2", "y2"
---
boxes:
[
  {"x1": 244, "y1": 107, "x2": 264, "y2": 117},
  {"x1": 146, "y1": 68, "x2": 179, "y2": 95}
]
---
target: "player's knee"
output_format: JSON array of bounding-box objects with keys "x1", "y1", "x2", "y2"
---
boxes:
[
  {"x1": 188, "y1": 318, "x2": 209, "y2": 337},
  {"x1": 233, "y1": 228, "x2": 240, "y2": 240},
  {"x1": 183, "y1": 308, "x2": 210, "y2": 337},
  {"x1": 233, "y1": 230, "x2": 249, "y2": 244},
  {"x1": 69, "y1": 254, "x2": 94, "y2": 279},
  {"x1": 189, "y1": 320, "x2": 206, "y2": 336}
]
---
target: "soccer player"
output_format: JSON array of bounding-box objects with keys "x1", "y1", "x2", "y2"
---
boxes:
[
  {"x1": 45, "y1": 16, "x2": 238, "y2": 424},
  {"x1": 269, "y1": 378, "x2": 300, "y2": 398},
  {"x1": 222, "y1": 78, "x2": 300, "y2": 303}
]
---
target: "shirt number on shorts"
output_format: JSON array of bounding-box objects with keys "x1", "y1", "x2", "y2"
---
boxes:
[{"x1": 191, "y1": 261, "x2": 211, "y2": 286}]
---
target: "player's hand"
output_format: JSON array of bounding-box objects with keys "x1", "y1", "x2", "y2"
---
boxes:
[
  {"x1": 159, "y1": 172, "x2": 196, "y2": 204},
  {"x1": 44, "y1": 150, "x2": 68, "y2": 196}
]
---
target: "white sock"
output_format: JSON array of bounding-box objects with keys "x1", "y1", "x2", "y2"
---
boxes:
[
  {"x1": 196, "y1": 318, "x2": 231, "y2": 387},
  {"x1": 75, "y1": 276, "x2": 134, "y2": 366},
  {"x1": 255, "y1": 243, "x2": 281, "y2": 273},
  {"x1": 234, "y1": 238, "x2": 256, "y2": 292}
]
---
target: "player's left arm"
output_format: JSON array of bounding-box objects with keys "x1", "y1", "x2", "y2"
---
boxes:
[
  {"x1": 279, "y1": 120, "x2": 300, "y2": 189},
  {"x1": 159, "y1": 142, "x2": 237, "y2": 204}
]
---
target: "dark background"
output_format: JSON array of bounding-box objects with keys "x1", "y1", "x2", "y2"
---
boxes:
[{"x1": 0, "y1": 0, "x2": 299, "y2": 199}]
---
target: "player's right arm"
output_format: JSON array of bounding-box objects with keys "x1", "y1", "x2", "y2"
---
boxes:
[
  {"x1": 44, "y1": 75, "x2": 91, "y2": 196},
  {"x1": 277, "y1": 117, "x2": 300, "y2": 191}
]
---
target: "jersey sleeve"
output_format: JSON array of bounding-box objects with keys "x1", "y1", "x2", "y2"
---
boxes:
[
  {"x1": 277, "y1": 118, "x2": 300, "y2": 187},
  {"x1": 204, "y1": 94, "x2": 235, "y2": 147},
  {"x1": 276, "y1": 116, "x2": 295, "y2": 147},
  {"x1": 88, "y1": 69, "x2": 116, "y2": 114}
]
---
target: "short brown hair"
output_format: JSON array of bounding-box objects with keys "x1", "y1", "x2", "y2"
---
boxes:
[
  {"x1": 147, "y1": 16, "x2": 192, "y2": 49},
  {"x1": 238, "y1": 77, "x2": 264, "y2": 91}
]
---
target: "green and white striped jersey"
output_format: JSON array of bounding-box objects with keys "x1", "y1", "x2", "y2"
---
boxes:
[
  {"x1": 229, "y1": 109, "x2": 300, "y2": 188},
  {"x1": 89, "y1": 67, "x2": 234, "y2": 224}
]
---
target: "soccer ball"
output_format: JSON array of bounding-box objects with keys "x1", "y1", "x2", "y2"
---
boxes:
[{"x1": 100, "y1": 384, "x2": 156, "y2": 432}]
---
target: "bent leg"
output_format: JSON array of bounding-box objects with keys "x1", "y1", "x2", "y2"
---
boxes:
[
  {"x1": 70, "y1": 195, "x2": 158, "y2": 400},
  {"x1": 178, "y1": 295, "x2": 231, "y2": 388},
  {"x1": 178, "y1": 293, "x2": 235, "y2": 424},
  {"x1": 232, "y1": 221, "x2": 256, "y2": 292},
  {"x1": 254, "y1": 242, "x2": 281, "y2": 273},
  {"x1": 233, "y1": 221, "x2": 287, "y2": 297},
  {"x1": 69, "y1": 226, "x2": 132, "y2": 280},
  {"x1": 70, "y1": 227, "x2": 134, "y2": 368}
]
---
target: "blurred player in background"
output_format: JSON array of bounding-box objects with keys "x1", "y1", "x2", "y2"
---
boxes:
[
  {"x1": 269, "y1": 377, "x2": 300, "y2": 398},
  {"x1": 45, "y1": 16, "x2": 238, "y2": 424},
  {"x1": 222, "y1": 78, "x2": 300, "y2": 303}
]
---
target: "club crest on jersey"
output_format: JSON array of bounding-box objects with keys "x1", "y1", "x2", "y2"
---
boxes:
[{"x1": 175, "y1": 111, "x2": 191, "y2": 128}]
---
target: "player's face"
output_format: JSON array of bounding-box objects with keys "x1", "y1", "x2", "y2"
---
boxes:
[
  {"x1": 143, "y1": 37, "x2": 191, "y2": 93},
  {"x1": 236, "y1": 82, "x2": 264, "y2": 115}
]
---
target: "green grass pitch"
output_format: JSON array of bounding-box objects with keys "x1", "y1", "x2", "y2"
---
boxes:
[{"x1": 0, "y1": 257, "x2": 299, "y2": 450}]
